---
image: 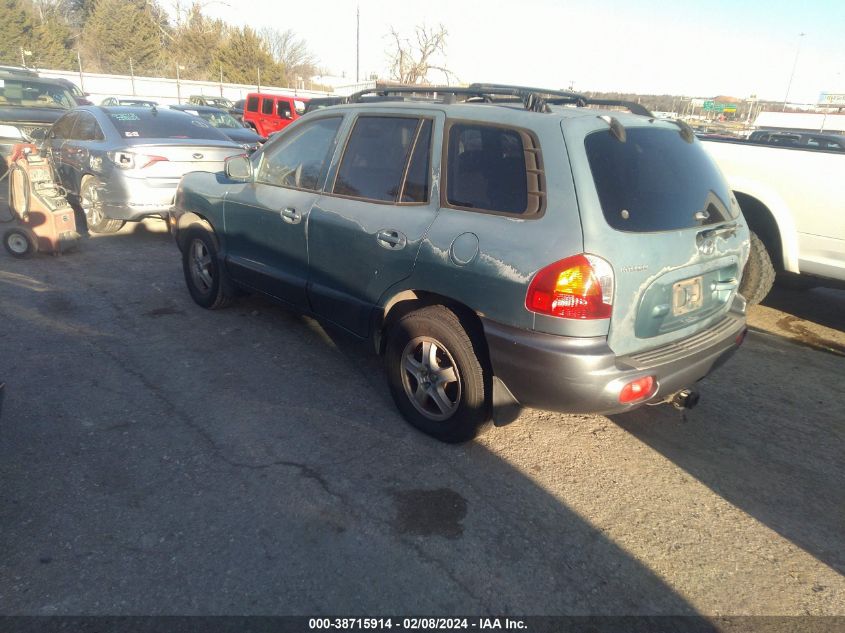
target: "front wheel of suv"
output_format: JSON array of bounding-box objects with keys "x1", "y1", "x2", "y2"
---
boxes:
[
  {"x1": 385, "y1": 305, "x2": 492, "y2": 443},
  {"x1": 182, "y1": 227, "x2": 235, "y2": 309}
]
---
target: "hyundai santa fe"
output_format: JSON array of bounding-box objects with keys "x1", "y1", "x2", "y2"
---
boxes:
[{"x1": 170, "y1": 84, "x2": 750, "y2": 443}]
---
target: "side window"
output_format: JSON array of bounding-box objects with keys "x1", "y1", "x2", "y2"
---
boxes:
[
  {"x1": 246, "y1": 96, "x2": 259, "y2": 112},
  {"x1": 261, "y1": 98, "x2": 274, "y2": 115},
  {"x1": 73, "y1": 113, "x2": 105, "y2": 141},
  {"x1": 446, "y1": 123, "x2": 542, "y2": 215},
  {"x1": 401, "y1": 119, "x2": 432, "y2": 203},
  {"x1": 278, "y1": 100, "x2": 292, "y2": 119},
  {"x1": 333, "y1": 116, "x2": 420, "y2": 202},
  {"x1": 256, "y1": 116, "x2": 342, "y2": 190},
  {"x1": 51, "y1": 113, "x2": 79, "y2": 140}
]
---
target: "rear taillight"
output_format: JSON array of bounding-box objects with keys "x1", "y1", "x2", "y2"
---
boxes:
[
  {"x1": 108, "y1": 151, "x2": 169, "y2": 170},
  {"x1": 619, "y1": 376, "x2": 656, "y2": 404},
  {"x1": 525, "y1": 254, "x2": 614, "y2": 319}
]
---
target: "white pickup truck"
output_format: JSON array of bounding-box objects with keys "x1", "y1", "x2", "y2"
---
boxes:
[{"x1": 701, "y1": 138, "x2": 845, "y2": 303}]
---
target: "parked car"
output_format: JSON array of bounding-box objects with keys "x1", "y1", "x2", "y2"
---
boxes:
[
  {"x1": 229, "y1": 99, "x2": 245, "y2": 121},
  {"x1": 303, "y1": 97, "x2": 344, "y2": 114},
  {"x1": 702, "y1": 136, "x2": 845, "y2": 303},
  {"x1": 53, "y1": 78, "x2": 93, "y2": 105},
  {"x1": 242, "y1": 92, "x2": 309, "y2": 137},
  {"x1": 169, "y1": 105, "x2": 265, "y2": 151},
  {"x1": 0, "y1": 71, "x2": 77, "y2": 213},
  {"x1": 0, "y1": 65, "x2": 38, "y2": 77},
  {"x1": 188, "y1": 95, "x2": 234, "y2": 109},
  {"x1": 44, "y1": 106, "x2": 242, "y2": 233},
  {"x1": 747, "y1": 130, "x2": 845, "y2": 151},
  {"x1": 172, "y1": 84, "x2": 749, "y2": 442},
  {"x1": 100, "y1": 97, "x2": 158, "y2": 108}
]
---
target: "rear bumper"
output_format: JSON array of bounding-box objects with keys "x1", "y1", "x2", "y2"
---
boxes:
[
  {"x1": 483, "y1": 301, "x2": 747, "y2": 415},
  {"x1": 99, "y1": 174, "x2": 178, "y2": 221}
]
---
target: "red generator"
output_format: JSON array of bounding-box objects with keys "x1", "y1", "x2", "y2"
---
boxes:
[{"x1": 2, "y1": 143, "x2": 80, "y2": 258}]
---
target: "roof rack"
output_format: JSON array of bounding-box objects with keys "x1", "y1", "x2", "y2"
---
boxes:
[{"x1": 344, "y1": 83, "x2": 653, "y2": 117}]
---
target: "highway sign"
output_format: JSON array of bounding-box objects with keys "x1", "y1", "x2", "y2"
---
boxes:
[{"x1": 818, "y1": 93, "x2": 845, "y2": 106}]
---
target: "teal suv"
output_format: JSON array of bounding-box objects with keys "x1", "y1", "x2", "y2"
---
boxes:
[{"x1": 172, "y1": 84, "x2": 749, "y2": 443}]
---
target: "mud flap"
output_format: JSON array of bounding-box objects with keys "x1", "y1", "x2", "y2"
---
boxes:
[{"x1": 492, "y1": 376, "x2": 523, "y2": 426}]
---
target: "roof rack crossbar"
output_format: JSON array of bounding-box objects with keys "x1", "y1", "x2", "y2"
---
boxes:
[{"x1": 344, "y1": 84, "x2": 653, "y2": 117}]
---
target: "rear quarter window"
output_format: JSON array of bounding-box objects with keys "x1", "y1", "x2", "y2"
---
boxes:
[
  {"x1": 585, "y1": 127, "x2": 737, "y2": 232},
  {"x1": 445, "y1": 122, "x2": 543, "y2": 215}
]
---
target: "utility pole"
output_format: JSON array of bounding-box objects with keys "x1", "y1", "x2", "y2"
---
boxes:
[
  {"x1": 356, "y1": 5, "x2": 360, "y2": 84},
  {"x1": 176, "y1": 64, "x2": 185, "y2": 104},
  {"x1": 219, "y1": 62, "x2": 224, "y2": 97},
  {"x1": 257, "y1": 66, "x2": 261, "y2": 92},
  {"x1": 77, "y1": 50, "x2": 85, "y2": 93},
  {"x1": 129, "y1": 57, "x2": 136, "y2": 96},
  {"x1": 782, "y1": 32, "x2": 805, "y2": 112}
]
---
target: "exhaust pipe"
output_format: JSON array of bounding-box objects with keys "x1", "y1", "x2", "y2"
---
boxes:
[{"x1": 671, "y1": 388, "x2": 699, "y2": 410}]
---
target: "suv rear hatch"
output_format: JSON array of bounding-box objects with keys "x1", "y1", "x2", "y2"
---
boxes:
[{"x1": 563, "y1": 116, "x2": 747, "y2": 357}]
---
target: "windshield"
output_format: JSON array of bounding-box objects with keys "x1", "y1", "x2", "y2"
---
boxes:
[
  {"x1": 0, "y1": 78, "x2": 75, "y2": 109},
  {"x1": 585, "y1": 126, "x2": 738, "y2": 232},
  {"x1": 209, "y1": 98, "x2": 233, "y2": 108},
  {"x1": 107, "y1": 109, "x2": 228, "y2": 140},
  {"x1": 185, "y1": 110, "x2": 241, "y2": 129}
]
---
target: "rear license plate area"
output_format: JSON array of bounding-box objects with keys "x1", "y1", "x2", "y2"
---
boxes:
[{"x1": 672, "y1": 276, "x2": 703, "y2": 316}]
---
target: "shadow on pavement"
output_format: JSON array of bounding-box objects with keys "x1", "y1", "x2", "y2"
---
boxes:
[
  {"x1": 612, "y1": 332, "x2": 845, "y2": 577},
  {"x1": 0, "y1": 238, "x2": 712, "y2": 617}
]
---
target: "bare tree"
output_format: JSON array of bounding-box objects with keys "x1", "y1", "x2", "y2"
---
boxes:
[
  {"x1": 386, "y1": 23, "x2": 455, "y2": 85},
  {"x1": 259, "y1": 27, "x2": 318, "y2": 80}
]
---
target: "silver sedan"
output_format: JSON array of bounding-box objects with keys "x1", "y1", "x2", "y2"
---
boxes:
[{"x1": 44, "y1": 106, "x2": 243, "y2": 233}]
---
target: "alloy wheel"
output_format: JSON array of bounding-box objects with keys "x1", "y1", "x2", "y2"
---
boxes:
[
  {"x1": 400, "y1": 336, "x2": 462, "y2": 421},
  {"x1": 189, "y1": 238, "x2": 214, "y2": 293}
]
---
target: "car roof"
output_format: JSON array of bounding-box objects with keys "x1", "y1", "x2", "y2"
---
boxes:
[
  {"x1": 171, "y1": 105, "x2": 227, "y2": 113},
  {"x1": 0, "y1": 72, "x2": 73, "y2": 88}
]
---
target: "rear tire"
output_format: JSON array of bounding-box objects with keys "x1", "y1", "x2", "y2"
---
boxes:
[
  {"x1": 182, "y1": 227, "x2": 235, "y2": 309},
  {"x1": 739, "y1": 231, "x2": 775, "y2": 305},
  {"x1": 385, "y1": 305, "x2": 492, "y2": 443},
  {"x1": 3, "y1": 227, "x2": 37, "y2": 258},
  {"x1": 79, "y1": 175, "x2": 125, "y2": 234}
]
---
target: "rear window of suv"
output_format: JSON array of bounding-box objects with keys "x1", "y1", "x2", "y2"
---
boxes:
[{"x1": 585, "y1": 127, "x2": 737, "y2": 232}]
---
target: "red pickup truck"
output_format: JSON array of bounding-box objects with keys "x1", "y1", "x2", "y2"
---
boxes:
[{"x1": 242, "y1": 93, "x2": 309, "y2": 137}]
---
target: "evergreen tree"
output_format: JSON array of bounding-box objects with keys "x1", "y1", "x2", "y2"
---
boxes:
[
  {"x1": 218, "y1": 26, "x2": 284, "y2": 86},
  {"x1": 0, "y1": 0, "x2": 36, "y2": 66},
  {"x1": 170, "y1": 3, "x2": 225, "y2": 80},
  {"x1": 81, "y1": 0, "x2": 165, "y2": 74},
  {"x1": 32, "y1": 15, "x2": 76, "y2": 69}
]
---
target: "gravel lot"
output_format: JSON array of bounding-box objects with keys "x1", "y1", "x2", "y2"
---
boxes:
[{"x1": 0, "y1": 220, "x2": 843, "y2": 616}]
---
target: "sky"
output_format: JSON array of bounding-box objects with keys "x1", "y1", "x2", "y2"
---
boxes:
[{"x1": 196, "y1": 0, "x2": 845, "y2": 103}]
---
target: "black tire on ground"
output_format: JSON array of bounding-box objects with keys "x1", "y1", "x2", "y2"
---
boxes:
[
  {"x1": 3, "y1": 227, "x2": 37, "y2": 258},
  {"x1": 79, "y1": 175, "x2": 125, "y2": 234},
  {"x1": 385, "y1": 304, "x2": 492, "y2": 443},
  {"x1": 739, "y1": 231, "x2": 776, "y2": 305},
  {"x1": 181, "y1": 226, "x2": 236, "y2": 310}
]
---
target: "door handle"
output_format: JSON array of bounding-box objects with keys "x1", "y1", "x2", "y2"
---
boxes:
[
  {"x1": 281, "y1": 207, "x2": 301, "y2": 224},
  {"x1": 377, "y1": 229, "x2": 407, "y2": 250}
]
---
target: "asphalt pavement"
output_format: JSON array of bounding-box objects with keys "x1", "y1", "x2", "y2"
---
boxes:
[{"x1": 0, "y1": 220, "x2": 843, "y2": 616}]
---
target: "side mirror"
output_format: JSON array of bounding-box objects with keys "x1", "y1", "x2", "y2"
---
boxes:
[
  {"x1": 29, "y1": 128, "x2": 48, "y2": 142},
  {"x1": 225, "y1": 154, "x2": 253, "y2": 182},
  {"x1": 281, "y1": 109, "x2": 292, "y2": 120}
]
